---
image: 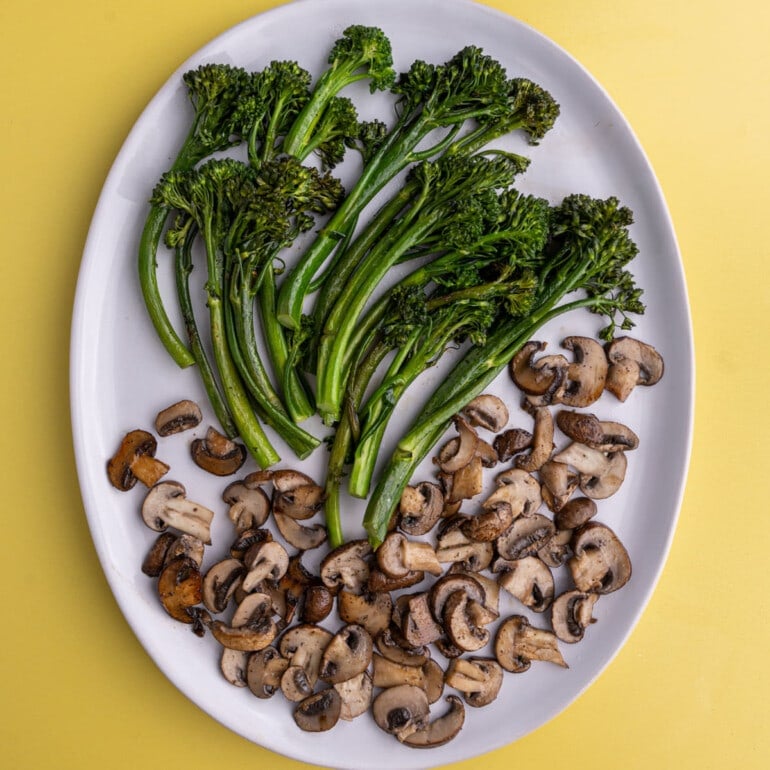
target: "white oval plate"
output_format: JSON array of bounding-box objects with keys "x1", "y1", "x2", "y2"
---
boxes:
[{"x1": 71, "y1": 0, "x2": 693, "y2": 767}]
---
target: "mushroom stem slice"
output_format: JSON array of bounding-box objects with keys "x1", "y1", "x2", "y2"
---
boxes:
[
  {"x1": 402, "y1": 696, "x2": 465, "y2": 748},
  {"x1": 516, "y1": 405, "x2": 554, "y2": 472}
]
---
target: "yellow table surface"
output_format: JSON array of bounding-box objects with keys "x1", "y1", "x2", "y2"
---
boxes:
[{"x1": 2, "y1": 0, "x2": 767, "y2": 767}]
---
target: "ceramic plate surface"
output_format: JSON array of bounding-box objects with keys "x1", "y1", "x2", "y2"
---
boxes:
[{"x1": 71, "y1": 0, "x2": 693, "y2": 767}]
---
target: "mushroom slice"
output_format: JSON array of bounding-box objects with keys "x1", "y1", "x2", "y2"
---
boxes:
[
  {"x1": 372, "y1": 654, "x2": 443, "y2": 704},
  {"x1": 209, "y1": 608, "x2": 278, "y2": 652},
  {"x1": 539, "y1": 460, "x2": 579, "y2": 512},
  {"x1": 372, "y1": 684, "x2": 430, "y2": 742},
  {"x1": 334, "y1": 671, "x2": 373, "y2": 720},
  {"x1": 494, "y1": 615, "x2": 567, "y2": 672},
  {"x1": 556, "y1": 410, "x2": 639, "y2": 452},
  {"x1": 165, "y1": 533, "x2": 205, "y2": 568},
  {"x1": 320, "y1": 540, "x2": 372, "y2": 594},
  {"x1": 273, "y1": 482, "x2": 325, "y2": 521},
  {"x1": 377, "y1": 533, "x2": 442, "y2": 579},
  {"x1": 293, "y1": 689, "x2": 342, "y2": 733},
  {"x1": 496, "y1": 513, "x2": 556, "y2": 561},
  {"x1": 222, "y1": 481, "x2": 271, "y2": 532},
  {"x1": 273, "y1": 511, "x2": 327, "y2": 551},
  {"x1": 319, "y1": 624, "x2": 373, "y2": 684},
  {"x1": 157, "y1": 556, "x2": 202, "y2": 623},
  {"x1": 279, "y1": 623, "x2": 334, "y2": 699},
  {"x1": 493, "y1": 428, "x2": 533, "y2": 462},
  {"x1": 276, "y1": 553, "x2": 315, "y2": 624},
  {"x1": 301, "y1": 585, "x2": 335, "y2": 624},
  {"x1": 399, "y1": 482, "x2": 444, "y2": 536},
  {"x1": 569, "y1": 522, "x2": 632, "y2": 594},
  {"x1": 553, "y1": 442, "x2": 628, "y2": 499},
  {"x1": 461, "y1": 394, "x2": 509, "y2": 432},
  {"x1": 497, "y1": 556, "x2": 554, "y2": 612},
  {"x1": 490, "y1": 468, "x2": 543, "y2": 517},
  {"x1": 450, "y1": 570, "x2": 500, "y2": 614},
  {"x1": 435, "y1": 417, "x2": 479, "y2": 473},
  {"x1": 191, "y1": 427, "x2": 246, "y2": 476},
  {"x1": 107, "y1": 430, "x2": 169, "y2": 491},
  {"x1": 241, "y1": 541, "x2": 289, "y2": 592},
  {"x1": 560, "y1": 336, "x2": 608, "y2": 408},
  {"x1": 246, "y1": 646, "x2": 288, "y2": 698},
  {"x1": 537, "y1": 527, "x2": 573, "y2": 568},
  {"x1": 554, "y1": 497, "x2": 598, "y2": 530},
  {"x1": 462, "y1": 501, "x2": 514, "y2": 542},
  {"x1": 605, "y1": 336, "x2": 665, "y2": 401},
  {"x1": 429, "y1": 574, "x2": 485, "y2": 624},
  {"x1": 446, "y1": 455, "x2": 484, "y2": 503},
  {"x1": 444, "y1": 657, "x2": 504, "y2": 707},
  {"x1": 551, "y1": 590, "x2": 599, "y2": 643},
  {"x1": 141, "y1": 481, "x2": 215, "y2": 544},
  {"x1": 154, "y1": 399, "x2": 202, "y2": 436},
  {"x1": 375, "y1": 628, "x2": 430, "y2": 668},
  {"x1": 435, "y1": 519, "x2": 494, "y2": 572},
  {"x1": 402, "y1": 695, "x2": 465, "y2": 749},
  {"x1": 141, "y1": 532, "x2": 177, "y2": 577},
  {"x1": 516, "y1": 404, "x2": 554, "y2": 472},
  {"x1": 202, "y1": 558, "x2": 245, "y2": 614},
  {"x1": 229, "y1": 527, "x2": 272, "y2": 561},
  {"x1": 367, "y1": 568, "x2": 425, "y2": 594},
  {"x1": 398, "y1": 592, "x2": 444, "y2": 647},
  {"x1": 220, "y1": 648, "x2": 250, "y2": 687},
  {"x1": 338, "y1": 590, "x2": 392, "y2": 638},
  {"x1": 510, "y1": 341, "x2": 568, "y2": 398},
  {"x1": 443, "y1": 592, "x2": 489, "y2": 652}
]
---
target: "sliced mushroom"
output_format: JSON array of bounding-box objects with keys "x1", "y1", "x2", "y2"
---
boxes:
[
  {"x1": 320, "y1": 540, "x2": 372, "y2": 594},
  {"x1": 141, "y1": 532, "x2": 177, "y2": 577},
  {"x1": 397, "y1": 592, "x2": 444, "y2": 647},
  {"x1": 560, "y1": 336, "x2": 608, "y2": 408},
  {"x1": 241, "y1": 540, "x2": 289, "y2": 592},
  {"x1": 444, "y1": 657, "x2": 503, "y2": 707},
  {"x1": 372, "y1": 684, "x2": 430, "y2": 741},
  {"x1": 220, "y1": 648, "x2": 249, "y2": 687},
  {"x1": 461, "y1": 394, "x2": 509, "y2": 432},
  {"x1": 375, "y1": 628, "x2": 430, "y2": 668},
  {"x1": 107, "y1": 430, "x2": 169, "y2": 491},
  {"x1": 277, "y1": 553, "x2": 315, "y2": 624},
  {"x1": 191, "y1": 426, "x2": 246, "y2": 476},
  {"x1": 372, "y1": 654, "x2": 444, "y2": 704},
  {"x1": 605, "y1": 336, "x2": 665, "y2": 401},
  {"x1": 367, "y1": 568, "x2": 425, "y2": 593},
  {"x1": 334, "y1": 671, "x2": 373, "y2": 720},
  {"x1": 489, "y1": 468, "x2": 543, "y2": 517},
  {"x1": 165, "y1": 533, "x2": 205, "y2": 568},
  {"x1": 569, "y1": 522, "x2": 632, "y2": 594},
  {"x1": 246, "y1": 645, "x2": 289, "y2": 698},
  {"x1": 435, "y1": 519, "x2": 494, "y2": 572},
  {"x1": 273, "y1": 511, "x2": 327, "y2": 551},
  {"x1": 450, "y1": 569, "x2": 500, "y2": 614},
  {"x1": 554, "y1": 497, "x2": 598, "y2": 530},
  {"x1": 537, "y1": 527, "x2": 573, "y2": 568},
  {"x1": 279, "y1": 623, "x2": 334, "y2": 701},
  {"x1": 496, "y1": 513, "x2": 556, "y2": 561},
  {"x1": 510, "y1": 341, "x2": 568, "y2": 398},
  {"x1": 493, "y1": 427, "x2": 533, "y2": 462},
  {"x1": 154, "y1": 399, "x2": 202, "y2": 436},
  {"x1": 429, "y1": 574, "x2": 485, "y2": 624},
  {"x1": 141, "y1": 481, "x2": 214, "y2": 544},
  {"x1": 229, "y1": 527, "x2": 272, "y2": 561},
  {"x1": 497, "y1": 556, "x2": 554, "y2": 612},
  {"x1": 516, "y1": 404, "x2": 554, "y2": 472},
  {"x1": 399, "y1": 482, "x2": 444, "y2": 536},
  {"x1": 209, "y1": 593, "x2": 278, "y2": 652},
  {"x1": 553, "y1": 442, "x2": 628, "y2": 499},
  {"x1": 222, "y1": 480, "x2": 271, "y2": 532},
  {"x1": 157, "y1": 556, "x2": 202, "y2": 623},
  {"x1": 273, "y1": 482, "x2": 325, "y2": 521},
  {"x1": 301, "y1": 585, "x2": 334, "y2": 624},
  {"x1": 539, "y1": 460, "x2": 579, "y2": 512},
  {"x1": 434, "y1": 417, "x2": 479, "y2": 473},
  {"x1": 443, "y1": 592, "x2": 489, "y2": 652},
  {"x1": 462, "y1": 501, "x2": 514, "y2": 542},
  {"x1": 494, "y1": 615, "x2": 567, "y2": 672},
  {"x1": 319, "y1": 624, "x2": 373, "y2": 684},
  {"x1": 551, "y1": 590, "x2": 599, "y2": 643},
  {"x1": 377, "y1": 533, "x2": 442, "y2": 578},
  {"x1": 402, "y1": 695, "x2": 465, "y2": 748},
  {"x1": 556, "y1": 410, "x2": 639, "y2": 452},
  {"x1": 202, "y1": 558, "x2": 245, "y2": 614},
  {"x1": 293, "y1": 688, "x2": 341, "y2": 732},
  {"x1": 338, "y1": 590, "x2": 392, "y2": 638},
  {"x1": 446, "y1": 455, "x2": 484, "y2": 502}
]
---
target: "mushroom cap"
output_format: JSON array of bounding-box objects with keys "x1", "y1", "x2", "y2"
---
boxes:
[
  {"x1": 278, "y1": 623, "x2": 334, "y2": 690},
  {"x1": 222, "y1": 481, "x2": 271, "y2": 532},
  {"x1": 551, "y1": 590, "x2": 599, "y2": 643},
  {"x1": 220, "y1": 648, "x2": 249, "y2": 688},
  {"x1": 497, "y1": 556, "x2": 555, "y2": 612},
  {"x1": 293, "y1": 689, "x2": 342, "y2": 732},
  {"x1": 209, "y1": 614, "x2": 278, "y2": 652},
  {"x1": 402, "y1": 695, "x2": 466, "y2": 748},
  {"x1": 461, "y1": 394, "x2": 509, "y2": 432},
  {"x1": 462, "y1": 501, "x2": 515, "y2": 542},
  {"x1": 560, "y1": 336, "x2": 608, "y2": 407},
  {"x1": 556, "y1": 410, "x2": 639, "y2": 452},
  {"x1": 496, "y1": 513, "x2": 556, "y2": 561},
  {"x1": 301, "y1": 585, "x2": 335, "y2": 624},
  {"x1": 375, "y1": 628, "x2": 430, "y2": 668},
  {"x1": 554, "y1": 497, "x2": 598, "y2": 530},
  {"x1": 191, "y1": 427, "x2": 246, "y2": 476},
  {"x1": 154, "y1": 399, "x2": 202, "y2": 436},
  {"x1": 107, "y1": 429, "x2": 160, "y2": 491},
  {"x1": 569, "y1": 522, "x2": 632, "y2": 594},
  {"x1": 246, "y1": 645, "x2": 288, "y2": 698},
  {"x1": 372, "y1": 684, "x2": 430, "y2": 741},
  {"x1": 241, "y1": 540, "x2": 290, "y2": 592},
  {"x1": 320, "y1": 540, "x2": 372, "y2": 593},
  {"x1": 539, "y1": 460, "x2": 579, "y2": 512},
  {"x1": 553, "y1": 442, "x2": 628, "y2": 499},
  {"x1": 443, "y1": 592, "x2": 490, "y2": 652},
  {"x1": 202, "y1": 558, "x2": 245, "y2": 614},
  {"x1": 273, "y1": 483, "x2": 325, "y2": 521},
  {"x1": 605, "y1": 336, "x2": 665, "y2": 401},
  {"x1": 429, "y1": 574, "x2": 486, "y2": 623},
  {"x1": 434, "y1": 417, "x2": 479, "y2": 473},
  {"x1": 319, "y1": 624, "x2": 373, "y2": 684},
  {"x1": 399, "y1": 482, "x2": 444, "y2": 536},
  {"x1": 489, "y1": 468, "x2": 543, "y2": 517},
  {"x1": 229, "y1": 526, "x2": 272, "y2": 561},
  {"x1": 493, "y1": 428, "x2": 533, "y2": 462},
  {"x1": 141, "y1": 532, "x2": 177, "y2": 577},
  {"x1": 510, "y1": 341, "x2": 568, "y2": 398}
]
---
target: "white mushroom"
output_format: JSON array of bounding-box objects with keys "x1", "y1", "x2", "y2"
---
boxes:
[{"x1": 141, "y1": 481, "x2": 215, "y2": 543}]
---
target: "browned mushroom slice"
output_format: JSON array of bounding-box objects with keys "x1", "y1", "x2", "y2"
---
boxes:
[
  {"x1": 399, "y1": 482, "x2": 444, "y2": 536},
  {"x1": 202, "y1": 558, "x2": 245, "y2": 614},
  {"x1": 338, "y1": 590, "x2": 392, "y2": 638},
  {"x1": 273, "y1": 511, "x2": 327, "y2": 551},
  {"x1": 556, "y1": 410, "x2": 639, "y2": 452},
  {"x1": 461, "y1": 394, "x2": 509, "y2": 432},
  {"x1": 516, "y1": 404, "x2": 554, "y2": 472},
  {"x1": 443, "y1": 592, "x2": 490, "y2": 652},
  {"x1": 142, "y1": 532, "x2": 177, "y2": 577},
  {"x1": 275, "y1": 553, "x2": 315, "y2": 624},
  {"x1": 402, "y1": 695, "x2": 465, "y2": 748},
  {"x1": 448, "y1": 454, "x2": 484, "y2": 503},
  {"x1": 273, "y1": 482, "x2": 325, "y2": 521},
  {"x1": 141, "y1": 481, "x2": 215, "y2": 543},
  {"x1": 318, "y1": 624, "x2": 373, "y2": 685},
  {"x1": 229, "y1": 527, "x2": 272, "y2": 561},
  {"x1": 279, "y1": 624, "x2": 334, "y2": 701},
  {"x1": 429, "y1": 574, "x2": 485, "y2": 623},
  {"x1": 332, "y1": 671, "x2": 373, "y2": 721},
  {"x1": 434, "y1": 417, "x2": 479, "y2": 473},
  {"x1": 372, "y1": 684, "x2": 430, "y2": 741},
  {"x1": 222, "y1": 480, "x2": 271, "y2": 532},
  {"x1": 560, "y1": 336, "x2": 608, "y2": 408},
  {"x1": 367, "y1": 568, "x2": 425, "y2": 593},
  {"x1": 551, "y1": 590, "x2": 599, "y2": 643},
  {"x1": 246, "y1": 645, "x2": 289, "y2": 698},
  {"x1": 375, "y1": 628, "x2": 430, "y2": 668},
  {"x1": 449, "y1": 569, "x2": 500, "y2": 614},
  {"x1": 220, "y1": 648, "x2": 250, "y2": 687},
  {"x1": 107, "y1": 430, "x2": 169, "y2": 491},
  {"x1": 154, "y1": 399, "x2": 202, "y2": 436},
  {"x1": 435, "y1": 518, "x2": 494, "y2": 572},
  {"x1": 378, "y1": 532, "x2": 442, "y2": 578},
  {"x1": 495, "y1": 615, "x2": 567, "y2": 672},
  {"x1": 191, "y1": 427, "x2": 247, "y2": 476},
  {"x1": 553, "y1": 442, "x2": 628, "y2": 499},
  {"x1": 319, "y1": 540, "x2": 372, "y2": 594},
  {"x1": 157, "y1": 556, "x2": 202, "y2": 623},
  {"x1": 496, "y1": 513, "x2": 556, "y2": 561},
  {"x1": 444, "y1": 657, "x2": 504, "y2": 707},
  {"x1": 397, "y1": 592, "x2": 444, "y2": 647},
  {"x1": 554, "y1": 497, "x2": 598, "y2": 530},
  {"x1": 493, "y1": 427, "x2": 533, "y2": 462},
  {"x1": 605, "y1": 336, "x2": 665, "y2": 401},
  {"x1": 489, "y1": 468, "x2": 543, "y2": 517},
  {"x1": 209, "y1": 593, "x2": 278, "y2": 652},
  {"x1": 537, "y1": 527, "x2": 573, "y2": 568},
  {"x1": 569, "y1": 522, "x2": 632, "y2": 594},
  {"x1": 241, "y1": 541, "x2": 290, "y2": 592},
  {"x1": 462, "y1": 501, "x2": 514, "y2": 542},
  {"x1": 165, "y1": 534, "x2": 206, "y2": 568},
  {"x1": 497, "y1": 556, "x2": 554, "y2": 612},
  {"x1": 301, "y1": 584, "x2": 335, "y2": 624},
  {"x1": 510, "y1": 341, "x2": 568, "y2": 396},
  {"x1": 539, "y1": 460, "x2": 580, "y2": 512},
  {"x1": 293, "y1": 688, "x2": 342, "y2": 732}
]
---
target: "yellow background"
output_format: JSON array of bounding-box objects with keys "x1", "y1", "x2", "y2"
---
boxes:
[{"x1": 2, "y1": 0, "x2": 767, "y2": 768}]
